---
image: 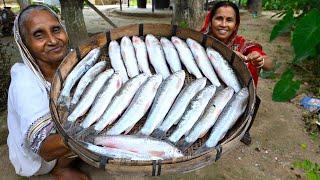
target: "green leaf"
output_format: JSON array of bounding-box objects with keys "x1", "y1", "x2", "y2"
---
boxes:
[
  {"x1": 260, "y1": 62, "x2": 281, "y2": 79},
  {"x1": 292, "y1": 9, "x2": 320, "y2": 62},
  {"x1": 270, "y1": 10, "x2": 295, "y2": 42},
  {"x1": 300, "y1": 143, "x2": 307, "y2": 150},
  {"x1": 306, "y1": 171, "x2": 319, "y2": 180},
  {"x1": 179, "y1": 21, "x2": 189, "y2": 29},
  {"x1": 272, "y1": 69, "x2": 301, "y2": 102},
  {"x1": 281, "y1": 68, "x2": 294, "y2": 81}
]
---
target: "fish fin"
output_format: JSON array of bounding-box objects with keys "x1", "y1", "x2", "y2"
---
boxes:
[
  {"x1": 215, "y1": 85, "x2": 225, "y2": 93},
  {"x1": 83, "y1": 134, "x2": 95, "y2": 144},
  {"x1": 149, "y1": 151, "x2": 165, "y2": 158},
  {"x1": 75, "y1": 126, "x2": 98, "y2": 141},
  {"x1": 151, "y1": 129, "x2": 166, "y2": 139},
  {"x1": 63, "y1": 121, "x2": 74, "y2": 131},
  {"x1": 135, "y1": 131, "x2": 150, "y2": 138},
  {"x1": 58, "y1": 95, "x2": 71, "y2": 108},
  {"x1": 194, "y1": 145, "x2": 210, "y2": 154},
  {"x1": 65, "y1": 123, "x2": 82, "y2": 137},
  {"x1": 178, "y1": 139, "x2": 193, "y2": 152}
]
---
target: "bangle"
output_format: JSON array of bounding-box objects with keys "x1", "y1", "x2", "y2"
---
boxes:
[{"x1": 257, "y1": 58, "x2": 265, "y2": 68}]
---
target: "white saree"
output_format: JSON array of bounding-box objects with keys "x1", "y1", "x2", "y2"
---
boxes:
[{"x1": 7, "y1": 4, "x2": 66, "y2": 177}]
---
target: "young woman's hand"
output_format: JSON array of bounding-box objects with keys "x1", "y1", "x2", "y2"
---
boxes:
[
  {"x1": 234, "y1": 50, "x2": 273, "y2": 71},
  {"x1": 246, "y1": 51, "x2": 264, "y2": 68}
]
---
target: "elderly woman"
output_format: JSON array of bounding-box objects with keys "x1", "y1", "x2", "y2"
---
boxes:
[
  {"x1": 7, "y1": 5, "x2": 89, "y2": 179},
  {"x1": 201, "y1": 1, "x2": 273, "y2": 87}
]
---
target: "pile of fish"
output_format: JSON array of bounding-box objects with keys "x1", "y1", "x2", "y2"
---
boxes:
[{"x1": 57, "y1": 34, "x2": 250, "y2": 161}]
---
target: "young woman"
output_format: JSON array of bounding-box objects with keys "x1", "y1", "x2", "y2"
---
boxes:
[
  {"x1": 201, "y1": 1, "x2": 273, "y2": 86},
  {"x1": 7, "y1": 5, "x2": 89, "y2": 179}
]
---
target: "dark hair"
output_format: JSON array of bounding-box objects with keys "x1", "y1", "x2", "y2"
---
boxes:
[
  {"x1": 18, "y1": 5, "x2": 58, "y2": 44},
  {"x1": 210, "y1": 1, "x2": 240, "y2": 26}
]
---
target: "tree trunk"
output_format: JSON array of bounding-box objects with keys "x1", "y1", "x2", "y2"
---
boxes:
[
  {"x1": 247, "y1": 0, "x2": 262, "y2": 16},
  {"x1": 172, "y1": 0, "x2": 205, "y2": 30},
  {"x1": 17, "y1": 0, "x2": 31, "y2": 10},
  {"x1": 60, "y1": 0, "x2": 88, "y2": 48}
]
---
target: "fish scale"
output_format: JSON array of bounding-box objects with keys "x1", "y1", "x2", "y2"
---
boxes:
[
  {"x1": 80, "y1": 72, "x2": 122, "y2": 129},
  {"x1": 186, "y1": 38, "x2": 221, "y2": 87},
  {"x1": 109, "y1": 40, "x2": 129, "y2": 83},
  {"x1": 179, "y1": 87, "x2": 234, "y2": 151},
  {"x1": 58, "y1": 47, "x2": 101, "y2": 107},
  {"x1": 168, "y1": 85, "x2": 217, "y2": 144},
  {"x1": 120, "y1": 36, "x2": 139, "y2": 78},
  {"x1": 106, "y1": 74, "x2": 163, "y2": 135},
  {"x1": 138, "y1": 70, "x2": 186, "y2": 136},
  {"x1": 196, "y1": 88, "x2": 249, "y2": 154},
  {"x1": 207, "y1": 47, "x2": 241, "y2": 92},
  {"x1": 70, "y1": 61, "x2": 107, "y2": 108},
  {"x1": 93, "y1": 73, "x2": 149, "y2": 133},
  {"x1": 152, "y1": 77, "x2": 207, "y2": 139}
]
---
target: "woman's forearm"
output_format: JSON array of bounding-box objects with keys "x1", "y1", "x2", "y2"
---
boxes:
[
  {"x1": 261, "y1": 55, "x2": 273, "y2": 71},
  {"x1": 39, "y1": 134, "x2": 70, "y2": 162}
]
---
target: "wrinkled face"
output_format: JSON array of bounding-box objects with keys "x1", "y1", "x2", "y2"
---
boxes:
[
  {"x1": 211, "y1": 6, "x2": 237, "y2": 44},
  {"x1": 23, "y1": 10, "x2": 68, "y2": 68}
]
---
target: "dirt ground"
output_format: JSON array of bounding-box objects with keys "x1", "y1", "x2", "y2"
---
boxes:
[{"x1": 0, "y1": 5, "x2": 319, "y2": 180}]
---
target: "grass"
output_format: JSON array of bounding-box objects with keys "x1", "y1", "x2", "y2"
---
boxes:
[{"x1": 293, "y1": 160, "x2": 320, "y2": 180}]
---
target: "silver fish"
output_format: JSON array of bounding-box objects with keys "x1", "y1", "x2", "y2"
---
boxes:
[
  {"x1": 80, "y1": 141, "x2": 161, "y2": 160},
  {"x1": 160, "y1": 37, "x2": 182, "y2": 73},
  {"x1": 93, "y1": 73, "x2": 149, "y2": 133},
  {"x1": 207, "y1": 47, "x2": 241, "y2": 92},
  {"x1": 168, "y1": 85, "x2": 216, "y2": 144},
  {"x1": 138, "y1": 70, "x2": 185, "y2": 136},
  {"x1": 171, "y1": 36, "x2": 203, "y2": 78},
  {"x1": 120, "y1": 36, "x2": 139, "y2": 78},
  {"x1": 106, "y1": 75, "x2": 163, "y2": 135},
  {"x1": 80, "y1": 72, "x2": 122, "y2": 129},
  {"x1": 196, "y1": 88, "x2": 249, "y2": 154},
  {"x1": 179, "y1": 87, "x2": 234, "y2": 151},
  {"x1": 70, "y1": 61, "x2": 107, "y2": 108},
  {"x1": 145, "y1": 34, "x2": 170, "y2": 79},
  {"x1": 58, "y1": 48, "x2": 101, "y2": 107},
  {"x1": 186, "y1": 38, "x2": 221, "y2": 86},
  {"x1": 94, "y1": 135, "x2": 184, "y2": 159},
  {"x1": 66, "y1": 69, "x2": 114, "y2": 125},
  {"x1": 132, "y1": 36, "x2": 152, "y2": 75},
  {"x1": 152, "y1": 78, "x2": 207, "y2": 139},
  {"x1": 109, "y1": 40, "x2": 129, "y2": 83}
]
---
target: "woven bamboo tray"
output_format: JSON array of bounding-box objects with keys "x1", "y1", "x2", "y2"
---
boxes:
[{"x1": 49, "y1": 23, "x2": 258, "y2": 176}]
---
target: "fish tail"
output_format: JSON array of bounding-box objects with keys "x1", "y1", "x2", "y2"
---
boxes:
[
  {"x1": 58, "y1": 95, "x2": 71, "y2": 108},
  {"x1": 151, "y1": 129, "x2": 166, "y2": 139},
  {"x1": 178, "y1": 139, "x2": 193, "y2": 152},
  {"x1": 66, "y1": 123, "x2": 82, "y2": 137},
  {"x1": 75, "y1": 127, "x2": 98, "y2": 141},
  {"x1": 63, "y1": 121, "x2": 73, "y2": 131},
  {"x1": 194, "y1": 145, "x2": 210, "y2": 154},
  {"x1": 135, "y1": 131, "x2": 145, "y2": 136}
]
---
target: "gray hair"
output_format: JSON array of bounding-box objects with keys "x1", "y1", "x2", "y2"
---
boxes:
[{"x1": 18, "y1": 5, "x2": 59, "y2": 44}]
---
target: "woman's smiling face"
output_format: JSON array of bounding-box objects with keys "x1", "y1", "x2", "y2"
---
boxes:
[
  {"x1": 23, "y1": 10, "x2": 68, "y2": 67},
  {"x1": 211, "y1": 6, "x2": 237, "y2": 44}
]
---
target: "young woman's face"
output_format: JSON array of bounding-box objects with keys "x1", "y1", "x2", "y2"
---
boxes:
[
  {"x1": 24, "y1": 10, "x2": 68, "y2": 67},
  {"x1": 211, "y1": 6, "x2": 237, "y2": 44}
]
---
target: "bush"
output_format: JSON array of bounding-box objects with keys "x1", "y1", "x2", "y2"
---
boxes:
[
  {"x1": 0, "y1": 42, "x2": 13, "y2": 111},
  {"x1": 269, "y1": 0, "x2": 320, "y2": 102}
]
